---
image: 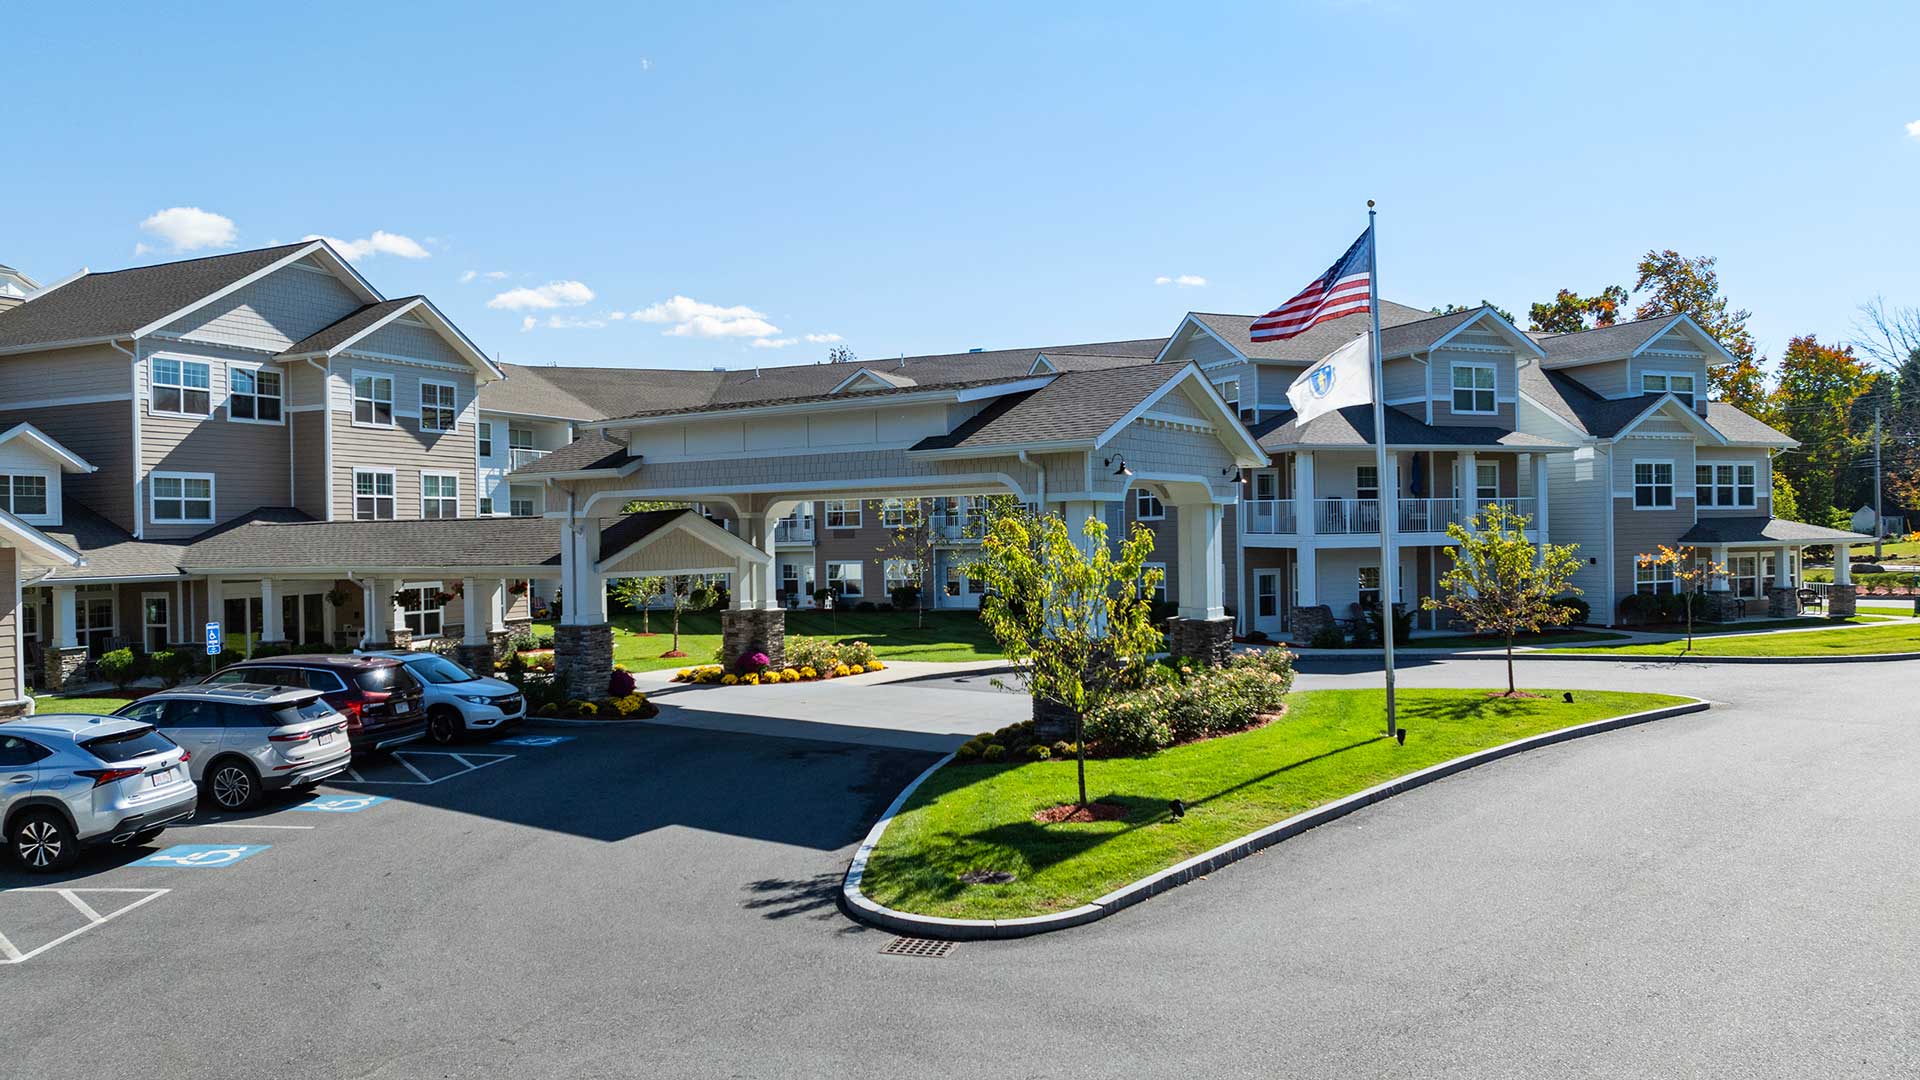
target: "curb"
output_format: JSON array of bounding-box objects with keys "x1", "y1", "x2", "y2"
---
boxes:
[
  {"x1": 1520, "y1": 650, "x2": 1920, "y2": 665},
  {"x1": 840, "y1": 697, "x2": 1712, "y2": 941}
]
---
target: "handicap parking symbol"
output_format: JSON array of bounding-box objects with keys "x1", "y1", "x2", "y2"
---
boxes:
[
  {"x1": 288, "y1": 794, "x2": 389, "y2": 814},
  {"x1": 495, "y1": 735, "x2": 573, "y2": 747},
  {"x1": 131, "y1": 844, "x2": 270, "y2": 869}
]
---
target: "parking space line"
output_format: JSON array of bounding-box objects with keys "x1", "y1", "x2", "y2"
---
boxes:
[
  {"x1": 181, "y1": 822, "x2": 317, "y2": 830},
  {"x1": 0, "y1": 888, "x2": 170, "y2": 965},
  {"x1": 337, "y1": 750, "x2": 514, "y2": 786},
  {"x1": 396, "y1": 756, "x2": 436, "y2": 784},
  {"x1": 60, "y1": 891, "x2": 102, "y2": 922},
  {"x1": 0, "y1": 928, "x2": 22, "y2": 963}
]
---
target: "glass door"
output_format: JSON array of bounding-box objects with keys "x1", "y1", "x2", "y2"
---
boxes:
[{"x1": 142, "y1": 593, "x2": 171, "y2": 653}]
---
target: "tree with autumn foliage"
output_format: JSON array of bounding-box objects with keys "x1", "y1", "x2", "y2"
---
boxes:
[
  {"x1": 1773, "y1": 335, "x2": 1876, "y2": 515},
  {"x1": 1528, "y1": 285, "x2": 1629, "y2": 334},
  {"x1": 1631, "y1": 249, "x2": 1772, "y2": 418},
  {"x1": 1433, "y1": 300, "x2": 1515, "y2": 323}
]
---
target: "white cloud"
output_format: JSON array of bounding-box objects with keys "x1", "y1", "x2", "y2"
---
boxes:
[
  {"x1": 630, "y1": 295, "x2": 781, "y2": 339},
  {"x1": 460, "y1": 269, "x2": 508, "y2": 283},
  {"x1": 139, "y1": 207, "x2": 238, "y2": 253},
  {"x1": 520, "y1": 316, "x2": 537, "y2": 332},
  {"x1": 1907, "y1": 119, "x2": 1920, "y2": 139},
  {"x1": 488, "y1": 280, "x2": 596, "y2": 310},
  {"x1": 1154, "y1": 274, "x2": 1208, "y2": 287},
  {"x1": 305, "y1": 230, "x2": 431, "y2": 261},
  {"x1": 803, "y1": 332, "x2": 844, "y2": 344},
  {"x1": 608, "y1": 311, "x2": 627, "y2": 320},
  {"x1": 751, "y1": 337, "x2": 798, "y2": 349},
  {"x1": 546, "y1": 314, "x2": 608, "y2": 330}
]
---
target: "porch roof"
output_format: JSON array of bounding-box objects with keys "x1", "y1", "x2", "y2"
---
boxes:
[
  {"x1": 1678, "y1": 517, "x2": 1873, "y2": 546},
  {"x1": 180, "y1": 515, "x2": 564, "y2": 576},
  {"x1": 1253, "y1": 406, "x2": 1573, "y2": 453}
]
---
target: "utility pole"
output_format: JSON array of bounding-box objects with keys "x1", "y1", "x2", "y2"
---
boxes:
[{"x1": 1874, "y1": 402, "x2": 1884, "y2": 561}]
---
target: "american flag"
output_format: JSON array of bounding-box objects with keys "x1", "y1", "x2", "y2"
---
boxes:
[{"x1": 1248, "y1": 228, "x2": 1374, "y2": 341}]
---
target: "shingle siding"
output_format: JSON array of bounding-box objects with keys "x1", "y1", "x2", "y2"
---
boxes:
[
  {"x1": 161, "y1": 258, "x2": 367, "y2": 354},
  {"x1": 137, "y1": 343, "x2": 299, "y2": 538}
]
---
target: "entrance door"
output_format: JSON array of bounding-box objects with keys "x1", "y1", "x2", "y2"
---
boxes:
[
  {"x1": 77, "y1": 594, "x2": 115, "y2": 657},
  {"x1": 142, "y1": 593, "x2": 171, "y2": 653},
  {"x1": 1253, "y1": 570, "x2": 1283, "y2": 636}
]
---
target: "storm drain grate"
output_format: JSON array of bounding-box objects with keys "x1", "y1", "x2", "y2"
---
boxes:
[{"x1": 881, "y1": 936, "x2": 955, "y2": 958}]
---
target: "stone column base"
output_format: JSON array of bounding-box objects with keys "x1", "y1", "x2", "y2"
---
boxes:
[
  {"x1": 44, "y1": 646, "x2": 89, "y2": 692},
  {"x1": 0, "y1": 700, "x2": 30, "y2": 721},
  {"x1": 385, "y1": 628, "x2": 414, "y2": 651},
  {"x1": 1699, "y1": 591, "x2": 1744, "y2": 623},
  {"x1": 1766, "y1": 586, "x2": 1800, "y2": 618},
  {"x1": 721, "y1": 609, "x2": 786, "y2": 668},
  {"x1": 487, "y1": 629, "x2": 513, "y2": 662},
  {"x1": 1826, "y1": 583, "x2": 1858, "y2": 618},
  {"x1": 1168, "y1": 617, "x2": 1234, "y2": 667},
  {"x1": 1032, "y1": 696, "x2": 1077, "y2": 743},
  {"x1": 554, "y1": 623, "x2": 614, "y2": 699},
  {"x1": 453, "y1": 642, "x2": 495, "y2": 676},
  {"x1": 1287, "y1": 605, "x2": 1337, "y2": 646}
]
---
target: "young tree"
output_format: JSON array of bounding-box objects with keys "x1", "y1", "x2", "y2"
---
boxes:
[
  {"x1": 1421, "y1": 503, "x2": 1584, "y2": 697},
  {"x1": 660, "y1": 575, "x2": 715, "y2": 659},
  {"x1": 973, "y1": 509, "x2": 1164, "y2": 809},
  {"x1": 1528, "y1": 285, "x2": 1629, "y2": 334},
  {"x1": 610, "y1": 576, "x2": 667, "y2": 634},
  {"x1": 877, "y1": 498, "x2": 937, "y2": 628},
  {"x1": 1637, "y1": 545, "x2": 1727, "y2": 652}
]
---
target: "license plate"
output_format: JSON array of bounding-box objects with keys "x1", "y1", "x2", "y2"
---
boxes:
[
  {"x1": 316, "y1": 731, "x2": 334, "y2": 744},
  {"x1": 148, "y1": 768, "x2": 174, "y2": 787},
  {"x1": 393, "y1": 702, "x2": 410, "y2": 714}
]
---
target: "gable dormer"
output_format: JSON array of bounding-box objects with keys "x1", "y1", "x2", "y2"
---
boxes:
[
  {"x1": 1535, "y1": 315, "x2": 1734, "y2": 419},
  {"x1": 0, "y1": 422, "x2": 96, "y2": 527},
  {"x1": 1376, "y1": 306, "x2": 1544, "y2": 430}
]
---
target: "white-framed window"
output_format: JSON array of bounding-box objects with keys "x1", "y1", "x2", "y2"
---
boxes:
[
  {"x1": 1142, "y1": 562, "x2": 1168, "y2": 603},
  {"x1": 1635, "y1": 560, "x2": 1676, "y2": 595},
  {"x1": 1695, "y1": 462, "x2": 1758, "y2": 508},
  {"x1": 826, "y1": 560, "x2": 863, "y2": 598},
  {"x1": 880, "y1": 498, "x2": 908, "y2": 529},
  {"x1": 478, "y1": 422, "x2": 494, "y2": 457},
  {"x1": 1358, "y1": 566, "x2": 1382, "y2": 607},
  {"x1": 353, "y1": 468, "x2": 396, "y2": 521},
  {"x1": 508, "y1": 427, "x2": 535, "y2": 451},
  {"x1": 228, "y1": 366, "x2": 283, "y2": 424},
  {"x1": 21, "y1": 599, "x2": 38, "y2": 641},
  {"x1": 1356, "y1": 465, "x2": 1380, "y2": 502},
  {"x1": 151, "y1": 357, "x2": 212, "y2": 416},
  {"x1": 421, "y1": 472, "x2": 459, "y2": 519},
  {"x1": 824, "y1": 500, "x2": 862, "y2": 529},
  {"x1": 510, "y1": 496, "x2": 536, "y2": 517},
  {"x1": 1450, "y1": 362, "x2": 1496, "y2": 414},
  {"x1": 1642, "y1": 371, "x2": 1697, "y2": 408},
  {"x1": 1727, "y1": 554, "x2": 1761, "y2": 598},
  {"x1": 1213, "y1": 378, "x2": 1241, "y2": 412},
  {"x1": 1761, "y1": 553, "x2": 1797, "y2": 590},
  {"x1": 0, "y1": 474, "x2": 50, "y2": 518},
  {"x1": 1633, "y1": 460, "x2": 1674, "y2": 509},
  {"x1": 1135, "y1": 488, "x2": 1164, "y2": 520},
  {"x1": 398, "y1": 584, "x2": 444, "y2": 638},
  {"x1": 1476, "y1": 462, "x2": 1499, "y2": 502},
  {"x1": 150, "y1": 472, "x2": 214, "y2": 524},
  {"x1": 884, "y1": 559, "x2": 920, "y2": 593},
  {"x1": 353, "y1": 373, "x2": 394, "y2": 426},
  {"x1": 420, "y1": 380, "x2": 457, "y2": 432},
  {"x1": 479, "y1": 496, "x2": 494, "y2": 515}
]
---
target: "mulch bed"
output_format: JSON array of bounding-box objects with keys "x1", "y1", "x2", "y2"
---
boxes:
[{"x1": 1033, "y1": 802, "x2": 1129, "y2": 824}]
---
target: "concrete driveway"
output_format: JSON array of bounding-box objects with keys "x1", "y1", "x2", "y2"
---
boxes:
[{"x1": 7, "y1": 656, "x2": 1918, "y2": 1078}]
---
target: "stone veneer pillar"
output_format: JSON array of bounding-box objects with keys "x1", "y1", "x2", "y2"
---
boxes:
[
  {"x1": 44, "y1": 646, "x2": 89, "y2": 693},
  {"x1": 1766, "y1": 586, "x2": 1800, "y2": 618},
  {"x1": 1167, "y1": 616, "x2": 1234, "y2": 666},
  {"x1": 720, "y1": 609, "x2": 786, "y2": 668},
  {"x1": 386, "y1": 627, "x2": 415, "y2": 651},
  {"x1": 487, "y1": 629, "x2": 513, "y2": 663},
  {"x1": 452, "y1": 642, "x2": 496, "y2": 677},
  {"x1": 554, "y1": 623, "x2": 614, "y2": 699},
  {"x1": 1826, "y1": 583, "x2": 1858, "y2": 618},
  {"x1": 1287, "y1": 605, "x2": 1337, "y2": 647},
  {"x1": 1698, "y1": 591, "x2": 1746, "y2": 623}
]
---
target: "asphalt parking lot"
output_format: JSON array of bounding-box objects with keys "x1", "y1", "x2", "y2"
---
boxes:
[{"x1": 8, "y1": 658, "x2": 1920, "y2": 1079}]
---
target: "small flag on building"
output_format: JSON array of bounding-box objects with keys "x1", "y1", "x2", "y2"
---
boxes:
[{"x1": 1248, "y1": 229, "x2": 1373, "y2": 342}]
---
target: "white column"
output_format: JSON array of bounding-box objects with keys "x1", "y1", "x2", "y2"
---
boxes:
[
  {"x1": 358, "y1": 579, "x2": 376, "y2": 646},
  {"x1": 1775, "y1": 545, "x2": 1795, "y2": 588},
  {"x1": 1295, "y1": 544, "x2": 1318, "y2": 607},
  {"x1": 380, "y1": 577, "x2": 408, "y2": 640},
  {"x1": 260, "y1": 578, "x2": 282, "y2": 641},
  {"x1": 741, "y1": 512, "x2": 780, "y2": 611},
  {"x1": 1834, "y1": 544, "x2": 1852, "y2": 586},
  {"x1": 1294, "y1": 453, "x2": 1316, "y2": 537},
  {"x1": 1459, "y1": 451, "x2": 1478, "y2": 518},
  {"x1": 1060, "y1": 500, "x2": 1103, "y2": 556},
  {"x1": 1532, "y1": 454, "x2": 1550, "y2": 537},
  {"x1": 560, "y1": 520, "x2": 607, "y2": 625},
  {"x1": 205, "y1": 578, "x2": 225, "y2": 646},
  {"x1": 462, "y1": 577, "x2": 485, "y2": 645},
  {"x1": 1708, "y1": 544, "x2": 1732, "y2": 591},
  {"x1": 1176, "y1": 503, "x2": 1226, "y2": 621},
  {"x1": 51, "y1": 585, "x2": 78, "y2": 649},
  {"x1": 487, "y1": 578, "x2": 508, "y2": 633}
]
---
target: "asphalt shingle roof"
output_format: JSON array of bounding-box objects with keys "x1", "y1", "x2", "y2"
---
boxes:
[
  {"x1": 276, "y1": 297, "x2": 421, "y2": 358},
  {"x1": 181, "y1": 516, "x2": 566, "y2": 572},
  {"x1": 1531, "y1": 316, "x2": 1683, "y2": 366},
  {"x1": 1706, "y1": 402, "x2": 1796, "y2": 445},
  {"x1": 0, "y1": 243, "x2": 314, "y2": 352},
  {"x1": 1253, "y1": 406, "x2": 1571, "y2": 452},
  {"x1": 1519, "y1": 366, "x2": 1793, "y2": 446},
  {"x1": 1678, "y1": 516, "x2": 1872, "y2": 545},
  {"x1": 507, "y1": 432, "x2": 632, "y2": 477},
  {"x1": 910, "y1": 364, "x2": 1188, "y2": 451},
  {"x1": 1186, "y1": 302, "x2": 1434, "y2": 363}
]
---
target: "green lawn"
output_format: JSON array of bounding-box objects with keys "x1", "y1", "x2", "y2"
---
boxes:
[
  {"x1": 537, "y1": 609, "x2": 1006, "y2": 672},
  {"x1": 1545, "y1": 620, "x2": 1920, "y2": 657},
  {"x1": 861, "y1": 687, "x2": 1691, "y2": 920},
  {"x1": 33, "y1": 692, "x2": 146, "y2": 715},
  {"x1": 1410, "y1": 629, "x2": 1629, "y2": 649}
]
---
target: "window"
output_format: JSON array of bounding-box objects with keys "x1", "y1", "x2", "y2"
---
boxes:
[
  {"x1": 353, "y1": 373, "x2": 394, "y2": 426},
  {"x1": 1635, "y1": 560, "x2": 1676, "y2": 595},
  {"x1": 1633, "y1": 461, "x2": 1674, "y2": 509},
  {"x1": 152, "y1": 357, "x2": 212, "y2": 416},
  {"x1": 884, "y1": 559, "x2": 920, "y2": 592},
  {"x1": 1696, "y1": 463, "x2": 1757, "y2": 508},
  {"x1": 21, "y1": 600, "x2": 38, "y2": 641},
  {"x1": 420, "y1": 381, "x2": 457, "y2": 432},
  {"x1": 478, "y1": 423, "x2": 494, "y2": 457},
  {"x1": 0, "y1": 474, "x2": 48, "y2": 517},
  {"x1": 1135, "y1": 488, "x2": 1165, "y2": 520},
  {"x1": 510, "y1": 496, "x2": 535, "y2": 517},
  {"x1": 1356, "y1": 466, "x2": 1379, "y2": 502},
  {"x1": 398, "y1": 585, "x2": 444, "y2": 638},
  {"x1": 880, "y1": 498, "x2": 908, "y2": 529},
  {"x1": 150, "y1": 473, "x2": 213, "y2": 523},
  {"x1": 1213, "y1": 378, "x2": 1241, "y2": 412},
  {"x1": 1357, "y1": 566, "x2": 1382, "y2": 607},
  {"x1": 824, "y1": 500, "x2": 862, "y2": 529},
  {"x1": 479, "y1": 497, "x2": 494, "y2": 515},
  {"x1": 1728, "y1": 554, "x2": 1760, "y2": 598},
  {"x1": 1642, "y1": 372, "x2": 1697, "y2": 408},
  {"x1": 1451, "y1": 363, "x2": 1496, "y2": 414},
  {"x1": 228, "y1": 367, "x2": 282, "y2": 423},
  {"x1": 421, "y1": 473, "x2": 459, "y2": 519},
  {"x1": 1476, "y1": 462, "x2": 1498, "y2": 502},
  {"x1": 826, "y1": 560, "x2": 863, "y2": 598},
  {"x1": 354, "y1": 469, "x2": 395, "y2": 521},
  {"x1": 508, "y1": 427, "x2": 534, "y2": 451},
  {"x1": 1142, "y1": 562, "x2": 1167, "y2": 603}
]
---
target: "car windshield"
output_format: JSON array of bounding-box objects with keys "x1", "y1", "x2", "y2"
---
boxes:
[
  {"x1": 80, "y1": 725, "x2": 176, "y2": 762},
  {"x1": 270, "y1": 699, "x2": 337, "y2": 726},
  {"x1": 406, "y1": 655, "x2": 476, "y2": 684}
]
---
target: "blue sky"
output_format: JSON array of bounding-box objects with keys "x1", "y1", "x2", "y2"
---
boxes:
[{"x1": 5, "y1": 1, "x2": 1917, "y2": 372}]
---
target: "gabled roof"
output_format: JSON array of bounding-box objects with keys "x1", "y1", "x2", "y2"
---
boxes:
[
  {"x1": 1378, "y1": 305, "x2": 1546, "y2": 360},
  {"x1": 1253, "y1": 405, "x2": 1571, "y2": 452},
  {"x1": 1518, "y1": 366, "x2": 1792, "y2": 447},
  {"x1": 0, "y1": 422, "x2": 95, "y2": 472},
  {"x1": 1170, "y1": 302, "x2": 1433, "y2": 364},
  {"x1": 830, "y1": 367, "x2": 915, "y2": 393},
  {"x1": 35, "y1": 500, "x2": 193, "y2": 582},
  {"x1": 1532, "y1": 313, "x2": 1740, "y2": 368},
  {"x1": 181, "y1": 515, "x2": 564, "y2": 574},
  {"x1": 1677, "y1": 516, "x2": 1872, "y2": 545},
  {"x1": 594, "y1": 508, "x2": 771, "y2": 572},
  {"x1": 0, "y1": 509, "x2": 83, "y2": 572},
  {"x1": 274, "y1": 294, "x2": 503, "y2": 381},
  {"x1": 0, "y1": 241, "x2": 376, "y2": 355},
  {"x1": 506, "y1": 432, "x2": 636, "y2": 479}
]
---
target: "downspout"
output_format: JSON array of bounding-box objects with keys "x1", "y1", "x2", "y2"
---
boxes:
[
  {"x1": 305, "y1": 357, "x2": 334, "y2": 520},
  {"x1": 110, "y1": 338, "x2": 141, "y2": 537},
  {"x1": 1413, "y1": 351, "x2": 1431, "y2": 426},
  {"x1": 1016, "y1": 450, "x2": 1045, "y2": 510}
]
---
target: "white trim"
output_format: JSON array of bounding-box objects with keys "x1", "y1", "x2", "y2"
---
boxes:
[
  {"x1": 1629, "y1": 458, "x2": 1677, "y2": 511},
  {"x1": 0, "y1": 423, "x2": 96, "y2": 472},
  {"x1": 1447, "y1": 360, "x2": 1499, "y2": 415},
  {"x1": 1134, "y1": 487, "x2": 1165, "y2": 520},
  {"x1": 0, "y1": 392, "x2": 131, "y2": 411},
  {"x1": 828, "y1": 368, "x2": 910, "y2": 394},
  {"x1": 418, "y1": 378, "x2": 459, "y2": 433},
  {"x1": 593, "y1": 510, "x2": 773, "y2": 573},
  {"x1": 1417, "y1": 307, "x2": 1548, "y2": 360},
  {"x1": 1610, "y1": 393, "x2": 1727, "y2": 445},
  {"x1": 1093, "y1": 363, "x2": 1268, "y2": 464},
  {"x1": 1152, "y1": 314, "x2": 1249, "y2": 367},
  {"x1": 20, "y1": 267, "x2": 88, "y2": 305},
  {"x1": 224, "y1": 360, "x2": 286, "y2": 426},
  {"x1": 0, "y1": 507, "x2": 83, "y2": 568},
  {"x1": 146, "y1": 352, "x2": 215, "y2": 419},
  {"x1": 351, "y1": 466, "x2": 398, "y2": 521},
  {"x1": 148, "y1": 470, "x2": 216, "y2": 526},
  {"x1": 1638, "y1": 369, "x2": 1698, "y2": 408},
  {"x1": 349, "y1": 368, "x2": 396, "y2": 429},
  {"x1": 130, "y1": 241, "x2": 376, "y2": 339},
  {"x1": 1694, "y1": 459, "x2": 1760, "y2": 510},
  {"x1": 419, "y1": 469, "x2": 461, "y2": 519},
  {"x1": 1028, "y1": 354, "x2": 1058, "y2": 375}
]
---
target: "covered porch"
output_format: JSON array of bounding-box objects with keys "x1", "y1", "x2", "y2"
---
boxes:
[{"x1": 1679, "y1": 516, "x2": 1877, "y2": 620}]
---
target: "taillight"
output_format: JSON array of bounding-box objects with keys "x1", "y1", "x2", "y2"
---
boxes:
[
  {"x1": 340, "y1": 700, "x2": 364, "y2": 729},
  {"x1": 180, "y1": 751, "x2": 191, "y2": 763},
  {"x1": 268, "y1": 730, "x2": 311, "y2": 743},
  {"x1": 75, "y1": 768, "x2": 141, "y2": 788}
]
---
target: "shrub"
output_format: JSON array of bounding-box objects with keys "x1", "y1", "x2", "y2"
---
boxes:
[
  {"x1": 734, "y1": 651, "x2": 771, "y2": 674},
  {"x1": 149, "y1": 649, "x2": 194, "y2": 688},
  {"x1": 1026, "y1": 744, "x2": 1051, "y2": 761},
  {"x1": 1051, "y1": 740, "x2": 1074, "y2": 757},
  {"x1": 889, "y1": 584, "x2": 921, "y2": 610},
  {"x1": 1309, "y1": 625, "x2": 1346, "y2": 649},
  {"x1": 955, "y1": 743, "x2": 981, "y2": 761},
  {"x1": 854, "y1": 601, "x2": 876, "y2": 613},
  {"x1": 1617, "y1": 592, "x2": 1662, "y2": 625},
  {"x1": 785, "y1": 637, "x2": 840, "y2": 672},
  {"x1": 608, "y1": 669, "x2": 636, "y2": 697},
  {"x1": 1084, "y1": 698, "x2": 1174, "y2": 755},
  {"x1": 1550, "y1": 595, "x2": 1591, "y2": 625},
  {"x1": 981, "y1": 744, "x2": 1007, "y2": 762},
  {"x1": 97, "y1": 647, "x2": 143, "y2": 690},
  {"x1": 838, "y1": 640, "x2": 877, "y2": 668}
]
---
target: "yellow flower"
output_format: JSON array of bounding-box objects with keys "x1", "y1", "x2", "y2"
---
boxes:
[
  {"x1": 867, "y1": 660, "x2": 885, "y2": 671},
  {"x1": 801, "y1": 666, "x2": 818, "y2": 680},
  {"x1": 849, "y1": 664, "x2": 865, "y2": 676},
  {"x1": 722, "y1": 674, "x2": 739, "y2": 686},
  {"x1": 675, "y1": 669, "x2": 692, "y2": 680},
  {"x1": 743, "y1": 672, "x2": 759, "y2": 686},
  {"x1": 834, "y1": 664, "x2": 851, "y2": 677}
]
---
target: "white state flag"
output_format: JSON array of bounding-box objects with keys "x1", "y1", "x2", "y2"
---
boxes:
[{"x1": 1285, "y1": 331, "x2": 1373, "y2": 425}]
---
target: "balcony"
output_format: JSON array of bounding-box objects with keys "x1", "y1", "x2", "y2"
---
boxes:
[
  {"x1": 1397, "y1": 497, "x2": 1461, "y2": 533},
  {"x1": 927, "y1": 513, "x2": 974, "y2": 542},
  {"x1": 509, "y1": 447, "x2": 550, "y2": 470},
  {"x1": 774, "y1": 517, "x2": 815, "y2": 544},
  {"x1": 1316, "y1": 498, "x2": 1381, "y2": 535},
  {"x1": 1242, "y1": 499, "x2": 1296, "y2": 535}
]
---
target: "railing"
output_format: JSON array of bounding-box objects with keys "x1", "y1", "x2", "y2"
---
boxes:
[
  {"x1": 1458, "y1": 497, "x2": 1530, "y2": 525},
  {"x1": 1316, "y1": 498, "x2": 1380, "y2": 535},
  {"x1": 927, "y1": 513, "x2": 970, "y2": 540},
  {"x1": 773, "y1": 518, "x2": 814, "y2": 543},
  {"x1": 1241, "y1": 499, "x2": 1297, "y2": 535},
  {"x1": 509, "y1": 447, "x2": 550, "y2": 470},
  {"x1": 1397, "y1": 497, "x2": 1461, "y2": 533}
]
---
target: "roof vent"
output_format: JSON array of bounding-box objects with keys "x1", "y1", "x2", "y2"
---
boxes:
[
  {"x1": 968, "y1": 348, "x2": 983, "y2": 353},
  {"x1": 711, "y1": 366, "x2": 726, "y2": 372}
]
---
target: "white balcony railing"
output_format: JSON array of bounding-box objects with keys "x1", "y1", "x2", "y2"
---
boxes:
[
  {"x1": 1241, "y1": 499, "x2": 1297, "y2": 535},
  {"x1": 1316, "y1": 498, "x2": 1380, "y2": 535},
  {"x1": 927, "y1": 513, "x2": 974, "y2": 542},
  {"x1": 1458, "y1": 497, "x2": 1531, "y2": 525},
  {"x1": 509, "y1": 447, "x2": 550, "y2": 470},
  {"x1": 1397, "y1": 497, "x2": 1461, "y2": 533},
  {"x1": 774, "y1": 517, "x2": 815, "y2": 543}
]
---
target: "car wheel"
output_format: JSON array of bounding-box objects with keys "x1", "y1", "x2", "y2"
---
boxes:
[
  {"x1": 10, "y1": 810, "x2": 77, "y2": 872},
  {"x1": 427, "y1": 707, "x2": 463, "y2": 746},
  {"x1": 207, "y1": 759, "x2": 261, "y2": 811}
]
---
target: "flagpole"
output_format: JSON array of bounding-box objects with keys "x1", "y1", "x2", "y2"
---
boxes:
[{"x1": 1366, "y1": 200, "x2": 1398, "y2": 740}]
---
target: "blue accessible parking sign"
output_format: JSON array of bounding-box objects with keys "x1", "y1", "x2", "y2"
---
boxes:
[
  {"x1": 494, "y1": 735, "x2": 573, "y2": 747},
  {"x1": 204, "y1": 621, "x2": 223, "y2": 656},
  {"x1": 131, "y1": 844, "x2": 269, "y2": 869},
  {"x1": 288, "y1": 795, "x2": 388, "y2": 814}
]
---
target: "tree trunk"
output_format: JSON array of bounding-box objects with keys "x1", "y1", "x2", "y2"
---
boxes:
[
  {"x1": 1074, "y1": 711, "x2": 1089, "y2": 808},
  {"x1": 671, "y1": 608, "x2": 680, "y2": 652},
  {"x1": 1505, "y1": 632, "x2": 1516, "y2": 695}
]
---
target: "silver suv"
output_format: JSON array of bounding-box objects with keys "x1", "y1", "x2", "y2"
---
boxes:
[
  {"x1": 115, "y1": 683, "x2": 353, "y2": 812},
  {"x1": 2, "y1": 715, "x2": 198, "y2": 871},
  {"x1": 359, "y1": 651, "x2": 526, "y2": 744}
]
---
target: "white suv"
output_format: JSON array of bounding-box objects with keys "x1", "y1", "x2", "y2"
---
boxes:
[
  {"x1": 115, "y1": 684, "x2": 354, "y2": 812},
  {"x1": 359, "y1": 651, "x2": 526, "y2": 744},
  {"x1": 3, "y1": 715, "x2": 198, "y2": 871}
]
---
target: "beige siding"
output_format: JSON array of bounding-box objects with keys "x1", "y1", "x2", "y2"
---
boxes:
[
  {"x1": 1612, "y1": 498, "x2": 1695, "y2": 616},
  {"x1": 0, "y1": 343, "x2": 134, "y2": 406},
  {"x1": 291, "y1": 411, "x2": 329, "y2": 520},
  {"x1": 161, "y1": 257, "x2": 366, "y2": 353},
  {"x1": 1694, "y1": 451, "x2": 1773, "y2": 519},
  {"x1": 328, "y1": 357, "x2": 479, "y2": 521},
  {"x1": 136, "y1": 344, "x2": 296, "y2": 538},
  {"x1": 601, "y1": 529, "x2": 740, "y2": 576},
  {"x1": 354, "y1": 320, "x2": 469, "y2": 369},
  {"x1": 0, "y1": 399, "x2": 136, "y2": 530},
  {"x1": 1428, "y1": 346, "x2": 1518, "y2": 429},
  {"x1": 0, "y1": 547, "x2": 17, "y2": 705}
]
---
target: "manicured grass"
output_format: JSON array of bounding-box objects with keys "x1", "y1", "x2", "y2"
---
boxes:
[
  {"x1": 861, "y1": 687, "x2": 1691, "y2": 920},
  {"x1": 535, "y1": 609, "x2": 1006, "y2": 672},
  {"x1": 1545, "y1": 620, "x2": 1920, "y2": 657},
  {"x1": 32, "y1": 692, "x2": 145, "y2": 715},
  {"x1": 1410, "y1": 629, "x2": 1629, "y2": 649}
]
